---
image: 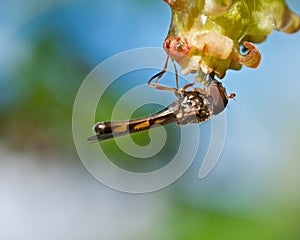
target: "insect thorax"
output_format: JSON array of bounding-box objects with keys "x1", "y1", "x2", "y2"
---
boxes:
[{"x1": 174, "y1": 91, "x2": 213, "y2": 125}]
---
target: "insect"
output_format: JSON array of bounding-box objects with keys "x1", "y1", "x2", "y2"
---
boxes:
[{"x1": 88, "y1": 71, "x2": 235, "y2": 142}]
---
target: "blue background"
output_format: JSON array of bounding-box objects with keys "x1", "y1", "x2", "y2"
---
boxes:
[{"x1": 1, "y1": 1, "x2": 300, "y2": 239}]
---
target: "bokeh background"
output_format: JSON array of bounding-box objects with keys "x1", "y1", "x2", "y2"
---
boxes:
[{"x1": 1, "y1": 0, "x2": 300, "y2": 239}]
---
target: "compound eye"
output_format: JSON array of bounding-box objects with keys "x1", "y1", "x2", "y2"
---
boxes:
[{"x1": 210, "y1": 84, "x2": 228, "y2": 115}]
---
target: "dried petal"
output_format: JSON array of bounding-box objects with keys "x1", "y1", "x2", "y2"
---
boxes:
[
  {"x1": 279, "y1": 6, "x2": 300, "y2": 33},
  {"x1": 163, "y1": 36, "x2": 191, "y2": 62},
  {"x1": 231, "y1": 42, "x2": 261, "y2": 68}
]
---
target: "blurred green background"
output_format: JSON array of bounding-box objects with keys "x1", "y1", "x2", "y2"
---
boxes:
[{"x1": 1, "y1": 0, "x2": 300, "y2": 239}]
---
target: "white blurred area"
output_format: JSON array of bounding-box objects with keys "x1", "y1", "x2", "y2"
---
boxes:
[{"x1": 0, "y1": 147, "x2": 169, "y2": 240}]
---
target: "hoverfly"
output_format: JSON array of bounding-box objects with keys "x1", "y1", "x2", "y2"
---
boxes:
[{"x1": 88, "y1": 57, "x2": 235, "y2": 142}]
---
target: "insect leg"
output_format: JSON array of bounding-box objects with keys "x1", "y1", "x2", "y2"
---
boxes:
[
  {"x1": 171, "y1": 57, "x2": 179, "y2": 89},
  {"x1": 148, "y1": 55, "x2": 178, "y2": 93},
  {"x1": 181, "y1": 70, "x2": 210, "y2": 92}
]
